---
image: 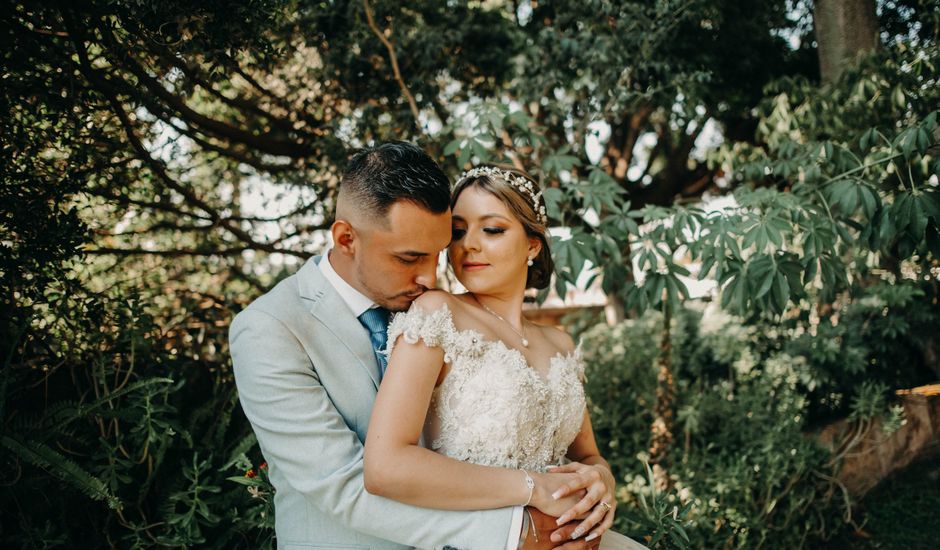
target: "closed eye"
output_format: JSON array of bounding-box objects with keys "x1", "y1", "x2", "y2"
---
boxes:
[
  {"x1": 451, "y1": 227, "x2": 467, "y2": 240},
  {"x1": 483, "y1": 227, "x2": 506, "y2": 235}
]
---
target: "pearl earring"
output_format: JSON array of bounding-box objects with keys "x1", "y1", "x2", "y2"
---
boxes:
[{"x1": 527, "y1": 257, "x2": 534, "y2": 267}]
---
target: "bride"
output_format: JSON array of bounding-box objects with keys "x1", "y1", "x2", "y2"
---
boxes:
[{"x1": 363, "y1": 165, "x2": 645, "y2": 549}]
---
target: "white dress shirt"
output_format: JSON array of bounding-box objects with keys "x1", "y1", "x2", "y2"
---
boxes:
[
  {"x1": 318, "y1": 250, "x2": 378, "y2": 317},
  {"x1": 319, "y1": 250, "x2": 524, "y2": 549}
]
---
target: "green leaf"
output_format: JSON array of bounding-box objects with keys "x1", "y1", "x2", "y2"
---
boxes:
[
  {"x1": 457, "y1": 143, "x2": 471, "y2": 167},
  {"x1": 749, "y1": 255, "x2": 776, "y2": 299},
  {"x1": 542, "y1": 149, "x2": 581, "y2": 176},
  {"x1": 921, "y1": 190, "x2": 940, "y2": 221},
  {"x1": 827, "y1": 179, "x2": 857, "y2": 214},
  {"x1": 46, "y1": 377, "x2": 174, "y2": 428},
  {"x1": 470, "y1": 137, "x2": 490, "y2": 162},
  {"x1": 720, "y1": 275, "x2": 737, "y2": 310},
  {"x1": 506, "y1": 110, "x2": 531, "y2": 130},
  {"x1": 667, "y1": 273, "x2": 690, "y2": 301},
  {"x1": 892, "y1": 85, "x2": 906, "y2": 109},
  {"x1": 803, "y1": 256, "x2": 818, "y2": 286},
  {"x1": 664, "y1": 275, "x2": 680, "y2": 310},
  {"x1": 1, "y1": 435, "x2": 121, "y2": 509},
  {"x1": 924, "y1": 111, "x2": 939, "y2": 132},
  {"x1": 770, "y1": 271, "x2": 789, "y2": 313},
  {"x1": 859, "y1": 185, "x2": 879, "y2": 219},
  {"x1": 646, "y1": 274, "x2": 666, "y2": 305},
  {"x1": 875, "y1": 206, "x2": 896, "y2": 246},
  {"x1": 899, "y1": 128, "x2": 918, "y2": 160},
  {"x1": 859, "y1": 128, "x2": 877, "y2": 151},
  {"x1": 909, "y1": 193, "x2": 929, "y2": 239},
  {"x1": 554, "y1": 271, "x2": 568, "y2": 301},
  {"x1": 698, "y1": 254, "x2": 717, "y2": 281},
  {"x1": 926, "y1": 223, "x2": 940, "y2": 258},
  {"x1": 542, "y1": 187, "x2": 565, "y2": 221},
  {"x1": 443, "y1": 138, "x2": 462, "y2": 157},
  {"x1": 891, "y1": 192, "x2": 914, "y2": 232},
  {"x1": 735, "y1": 270, "x2": 749, "y2": 312},
  {"x1": 916, "y1": 128, "x2": 930, "y2": 153}
]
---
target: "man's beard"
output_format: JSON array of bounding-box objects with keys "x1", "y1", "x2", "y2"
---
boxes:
[{"x1": 356, "y1": 267, "x2": 425, "y2": 312}]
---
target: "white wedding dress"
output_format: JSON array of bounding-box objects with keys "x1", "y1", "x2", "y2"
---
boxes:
[{"x1": 387, "y1": 304, "x2": 647, "y2": 550}]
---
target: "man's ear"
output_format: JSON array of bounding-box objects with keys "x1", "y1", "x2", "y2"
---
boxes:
[{"x1": 331, "y1": 220, "x2": 357, "y2": 255}]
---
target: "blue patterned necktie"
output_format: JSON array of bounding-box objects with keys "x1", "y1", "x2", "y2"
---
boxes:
[{"x1": 358, "y1": 307, "x2": 390, "y2": 378}]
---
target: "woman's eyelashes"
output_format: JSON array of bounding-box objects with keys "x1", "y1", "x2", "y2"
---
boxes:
[{"x1": 451, "y1": 226, "x2": 506, "y2": 241}]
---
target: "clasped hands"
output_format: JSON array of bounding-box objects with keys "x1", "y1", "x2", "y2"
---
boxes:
[{"x1": 526, "y1": 462, "x2": 617, "y2": 546}]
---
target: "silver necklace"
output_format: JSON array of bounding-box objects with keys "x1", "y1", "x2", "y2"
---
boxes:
[{"x1": 471, "y1": 294, "x2": 528, "y2": 347}]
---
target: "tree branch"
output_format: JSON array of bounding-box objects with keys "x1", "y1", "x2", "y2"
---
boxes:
[
  {"x1": 83, "y1": 246, "x2": 306, "y2": 258},
  {"x1": 65, "y1": 19, "x2": 300, "y2": 258},
  {"x1": 142, "y1": 43, "x2": 327, "y2": 142},
  {"x1": 159, "y1": 115, "x2": 298, "y2": 174},
  {"x1": 604, "y1": 104, "x2": 654, "y2": 181},
  {"x1": 223, "y1": 200, "x2": 326, "y2": 223},
  {"x1": 363, "y1": 0, "x2": 422, "y2": 133},
  {"x1": 94, "y1": 220, "x2": 215, "y2": 237},
  {"x1": 95, "y1": 23, "x2": 314, "y2": 158},
  {"x1": 266, "y1": 222, "x2": 332, "y2": 245},
  {"x1": 85, "y1": 188, "x2": 213, "y2": 222}
]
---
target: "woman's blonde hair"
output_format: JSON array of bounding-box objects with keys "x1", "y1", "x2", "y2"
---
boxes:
[{"x1": 451, "y1": 165, "x2": 554, "y2": 289}]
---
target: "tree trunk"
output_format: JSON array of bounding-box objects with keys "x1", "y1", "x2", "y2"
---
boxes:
[
  {"x1": 813, "y1": 0, "x2": 880, "y2": 83},
  {"x1": 231, "y1": 174, "x2": 244, "y2": 273},
  {"x1": 649, "y1": 304, "x2": 675, "y2": 490},
  {"x1": 605, "y1": 239, "x2": 635, "y2": 324}
]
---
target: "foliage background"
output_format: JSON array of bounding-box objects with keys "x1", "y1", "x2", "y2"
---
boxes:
[{"x1": 2, "y1": 0, "x2": 939, "y2": 548}]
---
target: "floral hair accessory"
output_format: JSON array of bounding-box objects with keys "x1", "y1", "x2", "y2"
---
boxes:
[{"x1": 457, "y1": 166, "x2": 548, "y2": 225}]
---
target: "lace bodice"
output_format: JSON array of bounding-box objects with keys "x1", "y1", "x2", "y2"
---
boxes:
[{"x1": 385, "y1": 303, "x2": 586, "y2": 472}]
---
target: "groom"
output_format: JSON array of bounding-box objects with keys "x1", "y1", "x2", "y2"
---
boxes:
[{"x1": 231, "y1": 141, "x2": 598, "y2": 549}]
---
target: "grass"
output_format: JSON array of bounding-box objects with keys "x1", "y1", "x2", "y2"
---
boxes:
[{"x1": 831, "y1": 455, "x2": 940, "y2": 549}]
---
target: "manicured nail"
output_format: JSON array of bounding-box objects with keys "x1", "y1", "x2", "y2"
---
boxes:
[
  {"x1": 555, "y1": 515, "x2": 567, "y2": 525},
  {"x1": 571, "y1": 528, "x2": 583, "y2": 540},
  {"x1": 585, "y1": 533, "x2": 599, "y2": 542},
  {"x1": 552, "y1": 490, "x2": 562, "y2": 500}
]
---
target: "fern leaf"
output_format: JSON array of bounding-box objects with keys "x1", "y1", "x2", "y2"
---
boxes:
[
  {"x1": 76, "y1": 377, "x2": 174, "y2": 419},
  {"x1": 1, "y1": 435, "x2": 122, "y2": 509},
  {"x1": 223, "y1": 433, "x2": 258, "y2": 470}
]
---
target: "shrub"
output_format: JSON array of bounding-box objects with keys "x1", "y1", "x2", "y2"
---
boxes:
[{"x1": 580, "y1": 303, "x2": 886, "y2": 548}]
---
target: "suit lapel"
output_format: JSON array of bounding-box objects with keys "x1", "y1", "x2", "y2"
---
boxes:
[{"x1": 298, "y1": 257, "x2": 382, "y2": 390}]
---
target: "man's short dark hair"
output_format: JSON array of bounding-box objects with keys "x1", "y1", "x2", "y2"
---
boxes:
[{"x1": 339, "y1": 141, "x2": 451, "y2": 220}]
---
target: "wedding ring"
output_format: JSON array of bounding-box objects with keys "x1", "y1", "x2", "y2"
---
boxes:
[{"x1": 598, "y1": 501, "x2": 612, "y2": 511}]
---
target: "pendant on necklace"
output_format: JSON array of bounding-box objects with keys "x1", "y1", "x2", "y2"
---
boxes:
[{"x1": 521, "y1": 338, "x2": 529, "y2": 347}]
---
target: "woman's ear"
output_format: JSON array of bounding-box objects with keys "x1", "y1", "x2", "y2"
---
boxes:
[{"x1": 527, "y1": 236, "x2": 542, "y2": 259}]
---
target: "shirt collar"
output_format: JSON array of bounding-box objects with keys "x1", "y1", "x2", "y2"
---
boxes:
[{"x1": 318, "y1": 249, "x2": 378, "y2": 318}]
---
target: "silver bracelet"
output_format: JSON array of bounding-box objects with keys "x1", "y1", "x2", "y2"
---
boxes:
[{"x1": 520, "y1": 469, "x2": 535, "y2": 506}]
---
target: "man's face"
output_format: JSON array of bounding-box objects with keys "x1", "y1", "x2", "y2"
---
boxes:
[{"x1": 352, "y1": 201, "x2": 452, "y2": 311}]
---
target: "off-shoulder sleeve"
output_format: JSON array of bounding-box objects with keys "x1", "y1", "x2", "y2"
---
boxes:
[{"x1": 385, "y1": 303, "x2": 458, "y2": 358}]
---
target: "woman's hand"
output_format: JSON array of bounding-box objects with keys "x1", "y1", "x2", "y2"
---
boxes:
[
  {"x1": 547, "y1": 462, "x2": 617, "y2": 541},
  {"x1": 527, "y1": 471, "x2": 586, "y2": 518}
]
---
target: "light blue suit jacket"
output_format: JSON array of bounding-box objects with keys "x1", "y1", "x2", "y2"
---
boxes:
[{"x1": 230, "y1": 257, "x2": 513, "y2": 549}]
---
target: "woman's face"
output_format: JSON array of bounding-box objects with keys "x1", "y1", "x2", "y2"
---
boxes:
[{"x1": 449, "y1": 185, "x2": 538, "y2": 295}]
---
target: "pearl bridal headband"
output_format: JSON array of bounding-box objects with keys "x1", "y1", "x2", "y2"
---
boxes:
[{"x1": 456, "y1": 166, "x2": 548, "y2": 225}]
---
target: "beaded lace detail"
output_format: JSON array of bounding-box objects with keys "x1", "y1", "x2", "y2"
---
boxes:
[{"x1": 386, "y1": 303, "x2": 586, "y2": 472}]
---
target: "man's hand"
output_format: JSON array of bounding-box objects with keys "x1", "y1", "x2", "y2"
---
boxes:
[{"x1": 520, "y1": 508, "x2": 602, "y2": 550}]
